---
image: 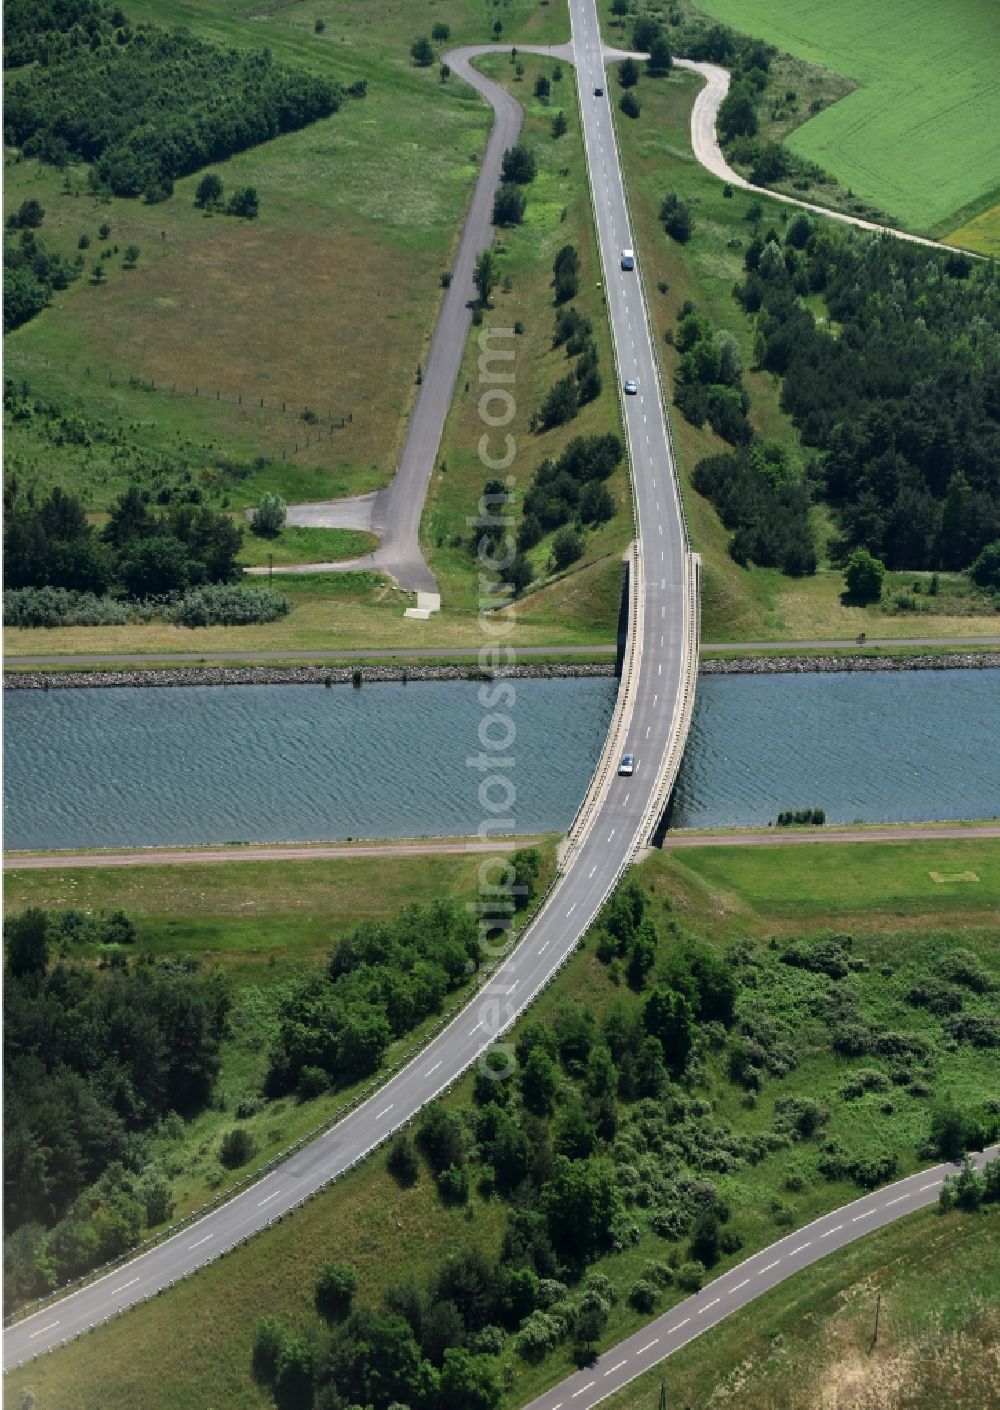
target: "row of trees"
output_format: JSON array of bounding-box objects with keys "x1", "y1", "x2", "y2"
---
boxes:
[
  {"x1": 4, "y1": 483, "x2": 244, "y2": 597},
  {"x1": 736, "y1": 222, "x2": 1000, "y2": 571},
  {"x1": 492, "y1": 143, "x2": 537, "y2": 228},
  {"x1": 265, "y1": 873, "x2": 540, "y2": 1099},
  {"x1": 6, "y1": 15, "x2": 349, "y2": 201},
  {"x1": 4, "y1": 908, "x2": 229, "y2": 1298}
]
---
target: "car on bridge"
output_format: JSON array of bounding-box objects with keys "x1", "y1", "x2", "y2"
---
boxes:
[
  {"x1": 618, "y1": 753, "x2": 635, "y2": 776},
  {"x1": 624, "y1": 378, "x2": 638, "y2": 395}
]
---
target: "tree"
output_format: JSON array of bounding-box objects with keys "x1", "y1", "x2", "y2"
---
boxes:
[
  {"x1": 535, "y1": 74, "x2": 551, "y2": 99},
  {"x1": 91, "y1": 261, "x2": 106, "y2": 285},
  {"x1": 929, "y1": 1094, "x2": 970, "y2": 1159},
  {"x1": 647, "y1": 36, "x2": 672, "y2": 75},
  {"x1": 844, "y1": 546, "x2": 885, "y2": 602},
  {"x1": 540, "y1": 1156, "x2": 621, "y2": 1261},
  {"x1": 501, "y1": 145, "x2": 537, "y2": 184},
  {"x1": 520, "y1": 1046, "x2": 557, "y2": 1115},
  {"x1": 971, "y1": 539, "x2": 1000, "y2": 592},
  {"x1": 440, "y1": 62, "x2": 451, "y2": 82},
  {"x1": 5, "y1": 908, "x2": 49, "y2": 977},
  {"x1": 194, "y1": 172, "x2": 223, "y2": 209},
  {"x1": 552, "y1": 243, "x2": 580, "y2": 303},
  {"x1": 551, "y1": 110, "x2": 568, "y2": 139},
  {"x1": 251, "y1": 492, "x2": 287, "y2": 536},
  {"x1": 611, "y1": 0, "x2": 629, "y2": 23},
  {"x1": 555, "y1": 1101, "x2": 596, "y2": 1160},
  {"x1": 620, "y1": 91, "x2": 641, "y2": 119},
  {"x1": 718, "y1": 82, "x2": 758, "y2": 142},
  {"x1": 439, "y1": 1348, "x2": 503, "y2": 1410},
  {"x1": 618, "y1": 58, "x2": 640, "y2": 88},
  {"x1": 315, "y1": 1261, "x2": 357, "y2": 1321},
  {"x1": 119, "y1": 535, "x2": 190, "y2": 597},
  {"x1": 220, "y1": 1128, "x2": 257, "y2": 1168},
  {"x1": 474, "y1": 249, "x2": 499, "y2": 307},
  {"x1": 123, "y1": 244, "x2": 140, "y2": 269},
  {"x1": 227, "y1": 186, "x2": 259, "y2": 218},
  {"x1": 660, "y1": 190, "x2": 693, "y2": 243},
  {"x1": 689, "y1": 1209, "x2": 722, "y2": 1266},
  {"x1": 551, "y1": 525, "x2": 584, "y2": 570},
  {"x1": 387, "y1": 1133, "x2": 419, "y2": 1185},
  {"x1": 432, "y1": 22, "x2": 451, "y2": 41},
  {"x1": 10, "y1": 199, "x2": 46, "y2": 230},
  {"x1": 492, "y1": 184, "x2": 526, "y2": 226},
  {"x1": 643, "y1": 987, "x2": 694, "y2": 1075},
  {"x1": 538, "y1": 374, "x2": 579, "y2": 428},
  {"x1": 411, "y1": 36, "x2": 434, "y2": 66}
]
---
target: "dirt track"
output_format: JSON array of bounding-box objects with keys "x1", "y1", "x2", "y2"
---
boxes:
[{"x1": 7, "y1": 824, "x2": 998, "y2": 871}]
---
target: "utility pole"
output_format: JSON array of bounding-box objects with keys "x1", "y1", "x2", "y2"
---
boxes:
[
  {"x1": 658, "y1": 1379, "x2": 667, "y2": 1410},
  {"x1": 871, "y1": 1292, "x2": 881, "y2": 1350}
]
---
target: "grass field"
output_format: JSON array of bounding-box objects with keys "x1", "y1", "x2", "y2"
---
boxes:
[
  {"x1": 423, "y1": 51, "x2": 630, "y2": 618},
  {"x1": 8, "y1": 834, "x2": 998, "y2": 1410},
  {"x1": 600, "y1": 1205, "x2": 1000, "y2": 1410},
  {"x1": 692, "y1": 0, "x2": 1000, "y2": 234},
  {"x1": 653, "y1": 837, "x2": 1000, "y2": 937},
  {"x1": 945, "y1": 202, "x2": 1000, "y2": 258},
  {"x1": 236, "y1": 525, "x2": 377, "y2": 568},
  {"x1": 3, "y1": 843, "x2": 558, "y2": 1224},
  {"x1": 610, "y1": 64, "x2": 1000, "y2": 643}
]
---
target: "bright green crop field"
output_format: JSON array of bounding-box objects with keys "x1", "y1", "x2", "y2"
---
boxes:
[{"x1": 695, "y1": 0, "x2": 1000, "y2": 234}]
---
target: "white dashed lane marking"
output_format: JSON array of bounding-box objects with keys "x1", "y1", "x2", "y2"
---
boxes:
[{"x1": 820, "y1": 1224, "x2": 844, "y2": 1238}]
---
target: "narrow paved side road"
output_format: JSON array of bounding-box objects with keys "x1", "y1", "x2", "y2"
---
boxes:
[{"x1": 522, "y1": 1146, "x2": 999, "y2": 1410}]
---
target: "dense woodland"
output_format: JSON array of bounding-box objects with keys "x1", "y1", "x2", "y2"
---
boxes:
[
  {"x1": 252, "y1": 880, "x2": 999, "y2": 1409},
  {"x1": 4, "y1": 0, "x2": 347, "y2": 201},
  {"x1": 691, "y1": 219, "x2": 1000, "y2": 576},
  {"x1": 4, "y1": 908, "x2": 229, "y2": 1299},
  {"x1": 4, "y1": 481, "x2": 243, "y2": 596}
]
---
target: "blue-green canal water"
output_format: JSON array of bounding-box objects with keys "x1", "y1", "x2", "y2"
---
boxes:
[{"x1": 4, "y1": 670, "x2": 998, "y2": 850}]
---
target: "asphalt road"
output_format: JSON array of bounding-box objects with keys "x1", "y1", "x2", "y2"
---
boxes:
[
  {"x1": 3, "y1": 3, "x2": 696, "y2": 1368},
  {"x1": 523, "y1": 1146, "x2": 1000, "y2": 1410}
]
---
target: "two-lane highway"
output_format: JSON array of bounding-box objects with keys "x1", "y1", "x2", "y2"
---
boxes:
[
  {"x1": 4, "y1": 2, "x2": 698, "y2": 1370},
  {"x1": 522, "y1": 1145, "x2": 1000, "y2": 1410}
]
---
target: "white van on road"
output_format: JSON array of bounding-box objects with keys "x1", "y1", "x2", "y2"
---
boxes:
[{"x1": 620, "y1": 249, "x2": 635, "y2": 270}]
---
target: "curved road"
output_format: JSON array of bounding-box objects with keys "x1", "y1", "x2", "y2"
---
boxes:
[
  {"x1": 524, "y1": 1145, "x2": 999, "y2": 1410},
  {"x1": 4, "y1": 0, "x2": 697, "y2": 1369}
]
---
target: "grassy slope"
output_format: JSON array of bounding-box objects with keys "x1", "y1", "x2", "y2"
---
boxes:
[
  {"x1": 9, "y1": 834, "x2": 999, "y2": 1410},
  {"x1": 600, "y1": 1205, "x2": 1000, "y2": 1410},
  {"x1": 2, "y1": 844, "x2": 558, "y2": 1223},
  {"x1": 609, "y1": 64, "x2": 999, "y2": 642},
  {"x1": 691, "y1": 0, "x2": 1000, "y2": 235},
  {"x1": 236, "y1": 526, "x2": 378, "y2": 568},
  {"x1": 424, "y1": 52, "x2": 629, "y2": 620}
]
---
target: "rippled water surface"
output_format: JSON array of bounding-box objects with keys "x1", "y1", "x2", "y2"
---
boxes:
[
  {"x1": 3, "y1": 678, "x2": 616, "y2": 850},
  {"x1": 671, "y1": 668, "x2": 1000, "y2": 829},
  {"x1": 4, "y1": 669, "x2": 998, "y2": 850}
]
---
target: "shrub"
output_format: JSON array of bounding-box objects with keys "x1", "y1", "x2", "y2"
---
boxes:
[
  {"x1": 493, "y1": 183, "x2": 526, "y2": 226},
  {"x1": 387, "y1": 1134, "x2": 419, "y2": 1186},
  {"x1": 551, "y1": 526, "x2": 584, "y2": 570},
  {"x1": 676, "y1": 1260, "x2": 704, "y2": 1292},
  {"x1": 4, "y1": 587, "x2": 130, "y2": 628},
  {"x1": 844, "y1": 546, "x2": 885, "y2": 602},
  {"x1": 315, "y1": 1261, "x2": 357, "y2": 1321},
  {"x1": 620, "y1": 91, "x2": 641, "y2": 119},
  {"x1": 251, "y1": 492, "x2": 287, "y2": 536},
  {"x1": 220, "y1": 1128, "x2": 257, "y2": 1168},
  {"x1": 628, "y1": 1279, "x2": 658, "y2": 1312},
  {"x1": 169, "y1": 586, "x2": 289, "y2": 627}
]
